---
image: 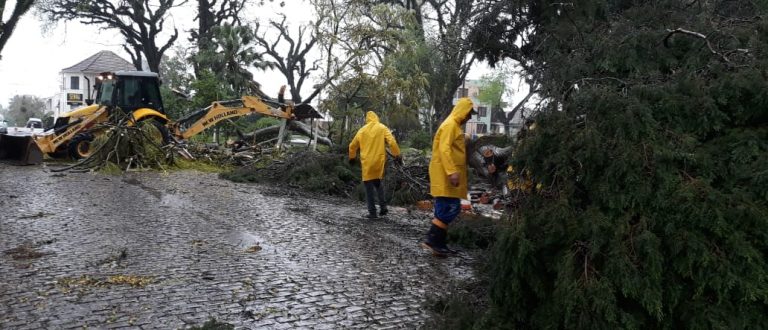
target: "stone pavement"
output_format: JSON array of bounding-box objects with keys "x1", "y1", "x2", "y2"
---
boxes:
[{"x1": 0, "y1": 165, "x2": 475, "y2": 329}]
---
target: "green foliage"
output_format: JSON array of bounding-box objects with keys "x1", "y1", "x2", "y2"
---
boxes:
[
  {"x1": 159, "y1": 47, "x2": 193, "y2": 119},
  {"x1": 98, "y1": 162, "x2": 123, "y2": 176},
  {"x1": 173, "y1": 158, "x2": 227, "y2": 173},
  {"x1": 4, "y1": 95, "x2": 49, "y2": 126},
  {"x1": 221, "y1": 151, "x2": 361, "y2": 196},
  {"x1": 448, "y1": 215, "x2": 499, "y2": 250},
  {"x1": 190, "y1": 70, "x2": 233, "y2": 110},
  {"x1": 191, "y1": 23, "x2": 271, "y2": 97},
  {"x1": 406, "y1": 129, "x2": 432, "y2": 150},
  {"x1": 468, "y1": 2, "x2": 768, "y2": 329},
  {"x1": 477, "y1": 72, "x2": 507, "y2": 109},
  {"x1": 252, "y1": 117, "x2": 281, "y2": 130}
]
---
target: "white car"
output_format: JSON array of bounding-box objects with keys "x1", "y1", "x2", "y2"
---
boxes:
[
  {"x1": 26, "y1": 118, "x2": 44, "y2": 130},
  {"x1": 4, "y1": 118, "x2": 45, "y2": 136},
  {"x1": 287, "y1": 135, "x2": 315, "y2": 147}
]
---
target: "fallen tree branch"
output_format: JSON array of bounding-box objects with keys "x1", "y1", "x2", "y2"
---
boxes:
[
  {"x1": 664, "y1": 28, "x2": 749, "y2": 63},
  {"x1": 240, "y1": 120, "x2": 334, "y2": 147}
]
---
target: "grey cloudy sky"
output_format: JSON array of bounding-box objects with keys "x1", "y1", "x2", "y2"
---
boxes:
[{"x1": 0, "y1": 0, "x2": 505, "y2": 110}]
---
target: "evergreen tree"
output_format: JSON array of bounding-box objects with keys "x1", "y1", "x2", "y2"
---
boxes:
[
  {"x1": 469, "y1": 1, "x2": 768, "y2": 328},
  {"x1": 6, "y1": 95, "x2": 48, "y2": 126}
]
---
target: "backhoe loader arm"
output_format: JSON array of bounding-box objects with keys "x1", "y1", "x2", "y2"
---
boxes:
[{"x1": 171, "y1": 95, "x2": 298, "y2": 141}]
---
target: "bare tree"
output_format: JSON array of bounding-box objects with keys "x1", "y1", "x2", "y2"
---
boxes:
[
  {"x1": 0, "y1": 0, "x2": 35, "y2": 60},
  {"x1": 303, "y1": 0, "x2": 365, "y2": 104},
  {"x1": 252, "y1": 14, "x2": 321, "y2": 103},
  {"x1": 37, "y1": 0, "x2": 186, "y2": 72}
]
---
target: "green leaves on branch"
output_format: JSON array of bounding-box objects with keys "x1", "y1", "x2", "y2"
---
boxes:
[{"x1": 475, "y1": 1, "x2": 768, "y2": 329}]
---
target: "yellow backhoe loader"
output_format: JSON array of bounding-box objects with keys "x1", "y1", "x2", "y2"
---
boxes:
[
  {"x1": 168, "y1": 89, "x2": 320, "y2": 143},
  {"x1": 0, "y1": 71, "x2": 320, "y2": 165},
  {"x1": 0, "y1": 71, "x2": 169, "y2": 165}
]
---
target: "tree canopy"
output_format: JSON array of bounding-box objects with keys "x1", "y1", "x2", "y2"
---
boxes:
[
  {"x1": 0, "y1": 0, "x2": 35, "y2": 60},
  {"x1": 469, "y1": 1, "x2": 768, "y2": 328},
  {"x1": 37, "y1": 0, "x2": 183, "y2": 72}
]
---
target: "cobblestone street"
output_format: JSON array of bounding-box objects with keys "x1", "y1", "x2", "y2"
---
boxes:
[{"x1": 0, "y1": 164, "x2": 475, "y2": 329}]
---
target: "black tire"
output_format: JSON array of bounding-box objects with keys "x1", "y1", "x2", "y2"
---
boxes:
[
  {"x1": 46, "y1": 148, "x2": 69, "y2": 159},
  {"x1": 68, "y1": 133, "x2": 95, "y2": 160}
]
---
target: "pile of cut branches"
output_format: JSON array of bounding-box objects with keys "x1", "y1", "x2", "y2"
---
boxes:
[
  {"x1": 221, "y1": 149, "x2": 433, "y2": 205},
  {"x1": 384, "y1": 155, "x2": 431, "y2": 205},
  {"x1": 184, "y1": 142, "x2": 266, "y2": 167},
  {"x1": 52, "y1": 115, "x2": 177, "y2": 173},
  {"x1": 221, "y1": 150, "x2": 360, "y2": 196}
]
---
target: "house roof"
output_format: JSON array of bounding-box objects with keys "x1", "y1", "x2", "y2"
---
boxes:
[{"x1": 61, "y1": 51, "x2": 136, "y2": 74}]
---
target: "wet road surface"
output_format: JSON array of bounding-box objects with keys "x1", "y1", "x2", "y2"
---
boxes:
[{"x1": 0, "y1": 164, "x2": 474, "y2": 329}]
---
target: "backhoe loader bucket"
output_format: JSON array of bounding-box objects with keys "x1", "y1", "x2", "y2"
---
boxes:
[{"x1": 0, "y1": 134, "x2": 43, "y2": 165}]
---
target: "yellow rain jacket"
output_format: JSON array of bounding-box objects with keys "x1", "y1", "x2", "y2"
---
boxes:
[
  {"x1": 429, "y1": 97, "x2": 474, "y2": 199},
  {"x1": 349, "y1": 111, "x2": 401, "y2": 181}
]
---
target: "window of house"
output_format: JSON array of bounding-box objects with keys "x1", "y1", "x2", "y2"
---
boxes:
[
  {"x1": 478, "y1": 106, "x2": 487, "y2": 117},
  {"x1": 455, "y1": 88, "x2": 469, "y2": 99},
  {"x1": 70, "y1": 76, "x2": 80, "y2": 90},
  {"x1": 477, "y1": 123, "x2": 487, "y2": 134}
]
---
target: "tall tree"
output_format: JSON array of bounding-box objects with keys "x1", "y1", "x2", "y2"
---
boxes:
[
  {"x1": 158, "y1": 46, "x2": 193, "y2": 118},
  {"x1": 189, "y1": 0, "x2": 247, "y2": 77},
  {"x1": 476, "y1": 72, "x2": 507, "y2": 110},
  {"x1": 37, "y1": 0, "x2": 184, "y2": 72},
  {"x1": 304, "y1": 0, "x2": 367, "y2": 104},
  {"x1": 252, "y1": 14, "x2": 321, "y2": 103},
  {"x1": 194, "y1": 23, "x2": 272, "y2": 96},
  {"x1": 360, "y1": 0, "x2": 479, "y2": 123},
  {"x1": 468, "y1": 1, "x2": 768, "y2": 328},
  {"x1": 0, "y1": 0, "x2": 35, "y2": 60},
  {"x1": 5, "y1": 95, "x2": 48, "y2": 126}
]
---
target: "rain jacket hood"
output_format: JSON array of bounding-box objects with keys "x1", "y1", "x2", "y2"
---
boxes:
[
  {"x1": 365, "y1": 111, "x2": 379, "y2": 124},
  {"x1": 349, "y1": 111, "x2": 401, "y2": 181},
  {"x1": 448, "y1": 97, "x2": 475, "y2": 125},
  {"x1": 429, "y1": 97, "x2": 474, "y2": 199}
]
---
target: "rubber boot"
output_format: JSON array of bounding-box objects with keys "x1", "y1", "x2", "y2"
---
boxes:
[
  {"x1": 421, "y1": 224, "x2": 449, "y2": 257},
  {"x1": 364, "y1": 212, "x2": 378, "y2": 219}
]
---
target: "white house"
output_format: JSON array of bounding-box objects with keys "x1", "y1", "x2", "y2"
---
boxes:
[
  {"x1": 453, "y1": 79, "x2": 493, "y2": 136},
  {"x1": 50, "y1": 51, "x2": 135, "y2": 118}
]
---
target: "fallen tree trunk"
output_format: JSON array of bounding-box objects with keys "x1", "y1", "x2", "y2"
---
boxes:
[
  {"x1": 240, "y1": 120, "x2": 334, "y2": 147},
  {"x1": 468, "y1": 143, "x2": 514, "y2": 178},
  {"x1": 240, "y1": 125, "x2": 281, "y2": 142},
  {"x1": 288, "y1": 120, "x2": 333, "y2": 146}
]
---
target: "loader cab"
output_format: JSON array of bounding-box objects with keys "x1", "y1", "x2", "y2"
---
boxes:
[{"x1": 96, "y1": 71, "x2": 165, "y2": 114}]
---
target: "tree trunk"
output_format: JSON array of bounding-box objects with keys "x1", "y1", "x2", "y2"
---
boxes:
[{"x1": 241, "y1": 121, "x2": 333, "y2": 146}]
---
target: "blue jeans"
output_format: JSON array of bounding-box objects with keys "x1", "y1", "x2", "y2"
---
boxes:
[
  {"x1": 364, "y1": 179, "x2": 386, "y2": 215},
  {"x1": 434, "y1": 197, "x2": 461, "y2": 225}
]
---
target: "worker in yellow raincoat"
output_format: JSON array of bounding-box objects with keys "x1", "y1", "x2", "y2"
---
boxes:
[
  {"x1": 349, "y1": 111, "x2": 402, "y2": 219},
  {"x1": 421, "y1": 97, "x2": 476, "y2": 257}
]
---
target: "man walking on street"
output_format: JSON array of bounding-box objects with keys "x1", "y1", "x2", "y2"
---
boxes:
[
  {"x1": 349, "y1": 111, "x2": 402, "y2": 219},
  {"x1": 421, "y1": 97, "x2": 476, "y2": 257}
]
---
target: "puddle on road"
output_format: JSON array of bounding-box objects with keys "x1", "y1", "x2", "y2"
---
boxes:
[
  {"x1": 122, "y1": 177, "x2": 162, "y2": 200},
  {"x1": 160, "y1": 193, "x2": 191, "y2": 208},
  {"x1": 226, "y1": 231, "x2": 274, "y2": 253}
]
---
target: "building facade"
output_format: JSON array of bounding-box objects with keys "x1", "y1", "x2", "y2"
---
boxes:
[
  {"x1": 49, "y1": 51, "x2": 136, "y2": 118},
  {"x1": 453, "y1": 79, "x2": 529, "y2": 138},
  {"x1": 453, "y1": 80, "x2": 493, "y2": 136}
]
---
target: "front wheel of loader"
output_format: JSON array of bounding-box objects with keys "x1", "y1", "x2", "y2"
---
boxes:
[
  {"x1": 46, "y1": 148, "x2": 69, "y2": 159},
  {"x1": 68, "y1": 133, "x2": 95, "y2": 160}
]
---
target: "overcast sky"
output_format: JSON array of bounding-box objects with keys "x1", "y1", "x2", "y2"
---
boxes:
[{"x1": 0, "y1": 0, "x2": 509, "y2": 110}]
